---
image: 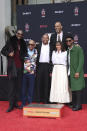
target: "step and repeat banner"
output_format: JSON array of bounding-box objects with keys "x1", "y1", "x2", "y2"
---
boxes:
[{"x1": 17, "y1": 1, "x2": 87, "y2": 73}]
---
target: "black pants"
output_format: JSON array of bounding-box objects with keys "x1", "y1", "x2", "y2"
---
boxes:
[
  {"x1": 72, "y1": 90, "x2": 82, "y2": 106},
  {"x1": 68, "y1": 76, "x2": 82, "y2": 106},
  {"x1": 36, "y1": 63, "x2": 51, "y2": 103},
  {"x1": 8, "y1": 68, "x2": 22, "y2": 107}
]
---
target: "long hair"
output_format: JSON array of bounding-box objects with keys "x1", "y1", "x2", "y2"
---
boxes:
[{"x1": 55, "y1": 41, "x2": 65, "y2": 52}]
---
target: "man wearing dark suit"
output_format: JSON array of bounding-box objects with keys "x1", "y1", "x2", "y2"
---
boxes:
[
  {"x1": 1, "y1": 30, "x2": 27, "y2": 112},
  {"x1": 50, "y1": 22, "x2": 68, "y2": 56},
  {"x1": 36, "y1": 34, "x2": 51, "y2": 104}
]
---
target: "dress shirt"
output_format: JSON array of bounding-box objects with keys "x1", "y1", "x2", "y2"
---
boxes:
[
  {"x1": 68, "y1": 46, "x2": 74, "y2": 76},
  {"x1": 39, "y1": 43, "x2": 50, "y2": 63},
  {"x1": 52, "y1": 50, "x2": 67, "y2": 66},
  {"x1": 27, "y1": 48, "x2": 34, "y2": 56}
]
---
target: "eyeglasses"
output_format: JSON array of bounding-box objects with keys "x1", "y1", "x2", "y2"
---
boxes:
[
  {"x1": 66, "y1": 40, "x2": 72, "y2": 42},
  {"x1": 17, "y1": 32, "x2": 23, "y2": 36},
  {"x1": 28, "y1": 44, "x2": 35, "y2": 46}
]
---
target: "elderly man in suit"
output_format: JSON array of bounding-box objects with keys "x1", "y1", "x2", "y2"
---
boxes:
[{"x1": 66, "y1": 34, "x2": 85, "y2": 111}]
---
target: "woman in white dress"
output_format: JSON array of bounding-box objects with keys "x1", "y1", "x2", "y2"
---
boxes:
[{"x1": 49, "y1": 41, "x2": 71, "y2": 103}]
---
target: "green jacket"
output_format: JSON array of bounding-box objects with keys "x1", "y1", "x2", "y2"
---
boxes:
[{"x1": 68, "y1": 45, "x2": 85, "y2": 91}]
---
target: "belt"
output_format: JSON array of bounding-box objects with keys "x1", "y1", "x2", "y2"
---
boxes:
[{"x1": 54, "y1": 64, "x2": 65, "y2": 65}]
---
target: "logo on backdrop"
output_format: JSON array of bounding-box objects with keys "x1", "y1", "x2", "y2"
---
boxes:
[
  {"x1": 71, "y1": 24, "x2": 81, "y2": 27},
  {"x1": 74, "y1": 34, "x2": 79, "y2": 44},
  {"x1": 25, "y1": 23, "x2": 30, "y2": 32},
  {"x1": 40, "y1": 25, "x2": 48, "y2": 28},
  {"x1": 54, "y1": 10, "x2": 64, "y2": 14},
  {"x1": 74, "y1": 7, "x2": 79, "y2": 16},
  {"x1": 41, "y1": 9, "x2": 46, "y2": 18},
  {"x1": 22, "y1": 11, "x2": 31, "y2": 15},
  {"x1": 24, "y1": 38, "x2": 31, "y2": 42}
]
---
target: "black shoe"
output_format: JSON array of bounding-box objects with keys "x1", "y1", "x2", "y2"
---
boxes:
[
  {"x1": 19, "y1": 104, "x2": 25, "y2": 109},
  {"x1": 36, "y1": 100, "x2": 40, "y2": 103},
  {"x1": 6, "y1": 106, "x2": 14, "y2": 112},
  {"x1": 72, "y1": 105, "x2": 82, "y2": 111},
  {"x1": 47, "y1": 101, "x2": 51, "y2": 104},
  {"x1": 14, "y1": 103, "x2": 20, "y2": 109},
  {"x1": 66, "y1": 103, "x2": 73, "y2": 108},
  {"x1": 44, "y1": 102, "x2": 48, "y2": 104},
  {"x1": 68, "y1": 104, "x2": 74, "y2": 109}
]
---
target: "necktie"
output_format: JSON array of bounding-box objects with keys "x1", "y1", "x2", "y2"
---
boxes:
[{"x1": 58, "y1": 34, "x2": 61, "y2": 42}]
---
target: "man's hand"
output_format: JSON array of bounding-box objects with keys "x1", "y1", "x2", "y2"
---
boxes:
[
  {"x1": 8, "y1": 51, "x2": 14, "y2": 57},
  {"x1": 74, "y1": 73, "x2": 79, "y2": 78},
  {"x1": 49, "y1": 73, "x2": 52, "y2": 77}
]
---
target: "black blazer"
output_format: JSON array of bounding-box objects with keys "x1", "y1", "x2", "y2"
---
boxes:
[
  {"x1": 36, "y1": 43, "x2": 41, "y2": 64},
  {"x1": 1, "y1": 35, "x2": 27, "y2": 79},
  {"x1": 50, "y1": 32, "x2": 68, "y2": 56}
]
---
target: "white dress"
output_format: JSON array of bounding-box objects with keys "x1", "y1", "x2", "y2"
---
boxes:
[{"x1": 49, "y1": 51, "x2": 71, "y2": 103}]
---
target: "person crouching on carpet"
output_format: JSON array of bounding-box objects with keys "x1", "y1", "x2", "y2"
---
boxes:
[
  {"x1": 49, "y1": 41, "x2": 71, "y2": 105},
  {"x1": 20, "y1": 40, "x2": 37, "y2": 109}
]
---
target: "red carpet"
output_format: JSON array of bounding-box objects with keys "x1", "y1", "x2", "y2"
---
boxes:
[{"x1": 0, "y1": 101, "x2": 87, "y2": 131}]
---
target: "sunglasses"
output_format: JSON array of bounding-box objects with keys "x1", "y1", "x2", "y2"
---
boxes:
[{"x1": 66, "y1": 39, "x2": 72, "y2": 42}]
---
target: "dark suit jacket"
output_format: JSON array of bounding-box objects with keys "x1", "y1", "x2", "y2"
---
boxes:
[
  {"x1": 50, "y1": 32, "x2": 68, "y2": 56},
  {"x1": 1, "y1": 35, "x2": 27, "y2": 79},
  {"x1": 36, "y1": 43, "x2": 42, "y2": 65}
]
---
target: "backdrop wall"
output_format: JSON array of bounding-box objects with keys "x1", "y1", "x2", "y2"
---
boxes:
[{"x1": 17, "y1": 1, "x2": 87, "y2": 73}]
